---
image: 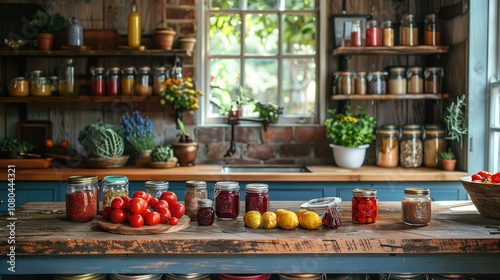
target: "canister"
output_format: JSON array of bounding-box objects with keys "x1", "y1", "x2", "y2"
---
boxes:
[
  {"x1": 376, "y1": 128, "x2": 399, "y2": 167},
  {"x1": 368, "y1": 71, "x2": 387, "y2": 94},
  {"x1": 121, "y1": 66, "x2": 136, "y2": 95},
  {"x1": 424, "y1": 14, "x2": 441, "y2": 46},
  {"x1": 8, "y1": 77, "x2": 29, "y2": 96},
  {"x1": 400, "y1": 14, "x2": 418, "y2": 46},
  {"x1": 214, "y1": 181, "x2": 240, "y2": 219},
  {"x1": 423, "y1": 129, "x2": 447, "y2": 168},
  {"x1": 388, "y1": 67, "x2": 407, "y2": 94},
  {"x1": 153, "y1": 66, "x2": 167, "y2": 95},
  {"x1": 90, "y1": 66, "x2": 105, "y2": 96},
  {"x1": 407, "y1": 67, "x2": 424, "y2": 94},
  {"x1": 381, "y1": 20, "x2": 394, "y2": 46},
  {"x1": 425, "y1": 67, "x2": 444, "y2": 94},
  {"x1": 184, "y1": 180, "x2": 207, "y2": 221},
  {"x1": 245, "y1": 183, "x2": 269, "y2": 214},
  {"x1": 30, "y1": 77, "x2": 51, "y2": 96},
  {"x1": 401, "y1": 188, "x2": 432, "y2": 226},
  {"x1": 354, "y1": 71, "x2": 367, "y2": 95},
  {"x1": 106, "y1": 67, "x2": 121, "y2": 96},
  {"x1": 366, "y1": 19, "x2": 380, "y2": 46},
  {"x1": 350, "y1": 20, "x2": 362, "y2": 47},
  {"x1": 102, "y1": 175, "x2": 129, "y2": 207},
  {"x1": 400, "y1": 128, "x2": 423, "y2": 168},
  {"x1": 136, "y1": 66, "x2": 152, "y2": 96},
  {"x1": 66, "y1": 176, "x2": 99, "y2": 222},
  {"x1": 336, "y1": 71, "x2": 355, "y2": 95},
  {"x1": 351, "y1": 188, "x2": 378, "y2": 224}
]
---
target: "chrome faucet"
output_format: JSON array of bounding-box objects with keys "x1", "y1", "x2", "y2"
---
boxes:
[{"x1": 224, "y1": 116, "x2": 270, "y2": 158}]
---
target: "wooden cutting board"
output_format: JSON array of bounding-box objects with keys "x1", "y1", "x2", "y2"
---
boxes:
[
  {"x1": 96, "y1": 215, "x2": 190, "y2": 235},
  {"x1": 0, "y1": 158, "x2": 53, "y2": 168}
]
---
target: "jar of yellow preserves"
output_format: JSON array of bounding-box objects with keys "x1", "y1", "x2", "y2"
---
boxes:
[{"x1": 9, "y1": 77, "x2": 29, "y2": 96}]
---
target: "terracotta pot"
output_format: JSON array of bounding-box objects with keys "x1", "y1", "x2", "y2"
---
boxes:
[
  {"x1": 178, "y1": 37, "x2": 196, "y2": 52},
  {"x1": 153, "y1": 28, "x2": 176, "y2": 50},
  {"x1": 36, "y1": 33, "x2": 55, "y2": 50},
  {"x1": 172, "y1": 142, "x2": 198, "y2": 166},
  {"x1": 134, "y1": 150, "x2": 152, "y2": 167},
  {"x1": 441, "y1": 159, "x2": 456, "y2": 171}
]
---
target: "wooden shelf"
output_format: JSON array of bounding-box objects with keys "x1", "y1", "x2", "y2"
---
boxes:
[
  {"x1": 0, "y1": 95, "x2": 162, "y2": 103},
  {"x1": 333, "y1": 45, "x2": 449, "y2": 56},
  {"x1": 331, "y1": 93, "x2": 449, "y2": 101},
  {"x1": 0, "y1": 48, "x2": 189, "y2": 57}
]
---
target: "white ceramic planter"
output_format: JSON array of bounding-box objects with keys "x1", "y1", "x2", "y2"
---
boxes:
[{"x1": 329, "y1": 144, "x2": 369, "y2": 169}]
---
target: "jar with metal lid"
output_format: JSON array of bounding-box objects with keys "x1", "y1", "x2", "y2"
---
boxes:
[
  {"x1": 429, "y1": 274, "x2": 476, "y2": 280},
  {"x1": 424, "y1": 129, "x2": 447, "y2": 168},
  {"x1": 136, "y1": 66, "x2": 152, "y2": 96},
  {"x1": 401, "y1": 188, "x2": 432, "y2": 226},
  {"x1": 121, "y1": 67, "x2": 136, "y2": 95},
  {"x1": 90, "y1": 66, "x2": 106, "y2": 96},
  {"x1": 400, "y1": 129, "x2": 423, "y2": 168},
  {"x1": 366, "y1": 19, "x2": 380, "y2": 46},
  {"x1": 214, "y1": 181, "x2": 240, "y2": 219},
  {"x1": 218, "y1": 274, "x2": 272, "y2": 280},
  {"x1": 402, "y1": 124, "x2": 422, "y2": 132},
  {"x1": 106, "y1": 67, "x2": 121, "y2": 96},
  {"x1": 336, "y1": 71, "x2": 355, "y2": 95},
  {"x1": 166, "y1": 273, "x2": 211, "y2": 280},
  {"x1": 376, "y1": 128, "x2": 399, "y2": 167},
  {"x1": 354, "y1": 71, "x2": 367, "y2": 95},
  {"x1": 185, "y1": 180, "x2": 208, "y2": 221},
  {"x1": 245, "y1": 183, "x2": 269, "y2": 214},
  {"x1": 109, "y1": 274, "x2": 163, "y2": 280},
  {"x1": 102, "y1": 175, "x2": 129, "y2": 207},
  {"x1": 401, "y1": 14, "x2": 418, "y2": 46},
  {"x1": 49, "y1": 76, "x2": 59, "y2": 95},
  {"x1": 8, "y1": 77, "x2": 29, "y2": 96},
  {"x1": 388, "y1": 67, "x2": 407, "y2": 94},
  {"x1": 279, "y1": 274, "x2": 326, "y2": 280},
  {"x1": 30, "y1": 77, "x2": 52, "y2": 96},
  {"x1": 368, "y1": 71, "x2": 387, "y2": 94},
  {"x1": 197, "y1": 199, "x2": 215, "y2": 226},
  {"x1": 380, "y1": 274, "x2": 428, "y2": 280},
  {"x1": 351, "y1": 188, "x2": 378, "y2": 224},
  {"x1": 407, "y1": 67, "x2": 424, "y2": 94},
  {"x1": 58, "y1": 58, "x2": 79, "y2": 96},
  {"x1": 350, "y1": 19, "x2": 362, "y2": 47},
  {"x1": 423, "y1": 124, "x2": 444, "y2": 138},
  {"x1": 153, "y1": 66, "x2": 167, "y2": 95},
  {"x1": 425, "y1": 67, "x2": 444, "y2": 94},
  {"x1": 66, "y1": 176, "x2": 99, "y2": 222},
  {"x1": 54, "y1": 274, "x2": 107, "y2": 280},
  {"x1": 381, "y1": 20, "x2": 394, "y2": 46},
  {"x1": 145, "y1": 180, "x2": 169, "y2": 199},
  {"x1": 424, "y1": 14, "x2": 441, "y2": 46}
]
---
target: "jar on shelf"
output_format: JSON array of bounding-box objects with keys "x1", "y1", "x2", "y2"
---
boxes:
[
  {"x1": 102, "y1": 175, "x2": 129, "y2": 208},
  {"x1": 407, "y1": 67, "x2": 424, "y2": 94},
  {"x1": 351, "y1": 188, "x2": 378, "y2": 224},
  {"x1": 381, "y1": 20, "x2": 394, "y2": 47},
  {"x1": 366, "y1": 19, "x2": 380, "y2": 46},
  {"x1": 354, "y1": 71, "x2": 367, "y2": 95},
  {"x1": 106, "y1": 67, "x2": 120, "y2": 96},
  {"x1": 388, "y1": 67, "x2": 407, "y2": 94},
  {"x1": 90, "y1": 66, "x2": 106, "y2": 96},
  {"x1": 380, "y1": 274, "x2": 428, "y2": 280},
  {"x1": 336, "y1": 71, "x2": 355, "y2": 95},
  {"x1": 185, "y1": 180, "x2": 208, "y2": 221},
  {"x1": 144, "y1": 180, "x2": 169, "y2": 199},
  {"x1": 66, "y1": 175, "x2": 99, "y2": 222},
  {"x1": 423, "y1": 128, "x2": 447, "y2": 168},
  {"x1": 400, "y1": 14, "x2": 418, "y2": 46},
  {"x1": 136, "y1": 66, "x2": 152, "y2": 96},
  {"x1": 425, "y1": 67, "x2": 444, "y2": 94},
  {"x1": 367, "y1": 71, "x2": 387, "y2": 94},
  {"x1": 8, "y1": 77, "x2": 29, "y2": 96},
  {"x1": 214, "y1": 181, "x2": 240, "y2": 219},
  {"x1": 245, "y1": 183, "x2": 269, "y2": 214},
  {"x1": 424, "y1": 14, "x2": 441, "y2": 46},
  {"x1": 58, "y1": 58, "x2": 79, "y2": 96},
  {"x1": 401, "y1": 188, "x2": 432, "y2": 226},
  {"x1": 400, "y1": 128, "x2": 423, "y2": 168},
  {"x1": 153, "y1": 66, "x2": 167, "y2": 95},
  {"x1": 423, "y1": 124, "x2": 444, "y2": 138},
  {"x1": 197, "y1": 199, "x2": 215, "y2": 226},
  {"x1": 30, "y1": 77, "x2": 51, "y2": 96},
  {"x1": 49, "y1": 76, "x2": 59, "y2": 95},
  {"x1": 350, "y1": 19, "x2": 362, "y2": 47},
  {"x1": 121, "y1": 67, "x2": 136, "y2": 95},
  {"x1": 376, "y1": 128, "x2": 399, "y2": 167}
]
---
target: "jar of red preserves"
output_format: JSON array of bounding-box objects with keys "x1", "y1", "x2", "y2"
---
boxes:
[
  {"x1": 90, "y1": 66, "x2": 105, "y2": 96},
  {"x1": 106, "y1": 67, "x2": 120, "y2": 96},
  {"x1": 245, "y1": 183, "x2": 269, "y2": 214},
  {"x1": 66, "y1": 176, "x2": 99, "y2": 222},
  {"x1": 351, "y1": 188, "x2": 378, "y2": 224},
  {"x1": 214, "y1": 181, "x2": 240, "y2": 219},
  {"x1": 197, "y1": 198, "x2": 215, "y2": 226}
]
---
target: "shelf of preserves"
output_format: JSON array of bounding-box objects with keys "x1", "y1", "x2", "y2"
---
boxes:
[
  {"x1": 331, "y1": 93, "x2": 449, "y2": 101},
  {"x1": 0, "y1": 48, "x2": 189, "y2": 57},
  {"x1": 0, "y1": 95, "x2": 162, "y2": 103},
  {"x1": 332, "y1": 45, "x2": 449, "y2": 56}
]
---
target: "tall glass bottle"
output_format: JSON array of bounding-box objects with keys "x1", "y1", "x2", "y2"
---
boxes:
[
  {"x1": 58, "y1": 58, "x2": 79, "y2": 96},
  {"x1": 128, "y1": 0, "x2": 141, "y2": 47}
]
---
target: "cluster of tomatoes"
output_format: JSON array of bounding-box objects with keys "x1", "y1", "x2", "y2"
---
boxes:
[
  {"x1": 101, "y1": 191, "x2": 185, "y2": 228},
  {"x1": 471, "y1": 170, "x2": 500, "y2": 184}
]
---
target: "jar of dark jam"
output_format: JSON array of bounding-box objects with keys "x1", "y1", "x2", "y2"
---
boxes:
[
  {"x1": 245, "y1": 183, "x2": 269, "y2": 214},
  {"x1": 197, "y1": 199, "x2": 215, "y2": 226},
  {"x1": 66, "y1": 176, "x2": 99, "y2": 222},
  {"x1": 401, "y1": 188, "x2": 432, "y2": 226},
  {"x1": 214, "y1": 181, "x2": 240, "y2": 219},
  {"x1": 351, "y1": 188, "x2": 378, "y2": 224}
]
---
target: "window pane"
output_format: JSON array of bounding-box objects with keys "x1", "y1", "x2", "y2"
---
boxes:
[
  {"x1": 209, "y1": 14, "x2": 241, "y2": 55},
  {"x1": 209, "y1": 58, "x2": 241, "y2": 116},
  {"x1": 282, "y1": 58, "x2": 316, "y2": 116},
  {"x1": 245, "y1": 14, "x2": 278, "y2": 55},
  {"x1": 492, "y1": 85, "x2": 500, "y2": 127},
  {"x1": 282, "y1": 14, "x2": 316, "y2": 54},
  {"x1": 210, "y1": 0, "x2": 243, "y2": 10},
  {"x1": 284, "y1": 0, "x2": 315, "y2": 10},
  {"x1": 492, "y1": 132, "x2": 500, "y2": 172},
  {"x1": 243, "y1": 59, "x2": 278, "y2": 115},
  {"x1": 247, "y1": 0, "x2": 277, "y2": 10}
]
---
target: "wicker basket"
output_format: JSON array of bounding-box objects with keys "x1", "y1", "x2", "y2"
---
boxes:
[
  {"x1": 84, "y1": 155, "x2": 129, "y2": 169},
  {"x1": 460, "y1": 176, "x2": 500, "y2": 218}
]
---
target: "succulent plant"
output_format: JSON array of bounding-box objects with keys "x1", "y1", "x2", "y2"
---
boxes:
[{"x1": 151, "y1": 144, "x2": 174, "y2": 162}]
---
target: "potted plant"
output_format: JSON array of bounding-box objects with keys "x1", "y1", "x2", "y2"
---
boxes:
[
  {"x1": 120, "y1": 111, "x2": 156, "y2": 167},
  {"x1": 253, "y1": 101, "x2": 284, "y2": 124},
  {"x1": 160, "y1": 76, "x2": 204, "y2": 123},
  {"x1": 439, "y1": 148, "x2": 456, "y2": 171},
  {"x1": 171, "y1": 119, "x2": 198, "y2": 166},
  {"x1": 30, "y1": 9, "x2": 66, "y2": 50},
  {"x1": 150, "y1": 144, "x2": 178, "y2": 168},
  {"x1": 210, "y1": 86, "x2": 255, "y2": 120},
  {"x1": 325, "y1": 105, "x2": 377, "y2": 169},
  {"x1": 442, "y1": 95, "x2": 468, "y2": 170}
]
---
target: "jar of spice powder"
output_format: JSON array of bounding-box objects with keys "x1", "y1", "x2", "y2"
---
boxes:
[
  {"x1": 424, "y1": 14, "x2": 441, "y2": 46},
  {"x1": 66, "y1": 175, "x2": 99, "y2": 222},
  {"x1": 388, "y1": 67, "x2": 407, "y2": 94},
  {"x1": 354, "y1": 71, "x2": 367, "y2": 95},
  {"x1": 407, "y1": 67, "x2": 424, "y2": 94},
  {"x1": 185, "y1": 180, "x2": 208, "y2": 221},
  {"x1": 381, "y1": 20, "x2": 394, "y2": 46},
  {"x1": 376, "y1": 128, "x2": 399, "y2": 167},
  {"x1": 366, "y1": 19, "x2": 380, "y2": 46},
  {"x1": 106, "y1": 67, "x2": 120, "y2": 96},
  {"x1": 90, "y1": 66, "x2": 105, "y2": 96},
  {"x1": 336, "y1": 71, "x2": 355, "y2": 95},
  {"x1": 423, "y1": 129, "x2": 447, "y2": 168},
  {"x1": 214, "y1": 181, "x2": 240, "y2": 219},
  {"x1": 400, "y1": 14, "x2": 418, "y2": 46},
  {"x1": 136, "y1": 66, "x2": 153, "y2": 96},
  {"x1": 425, "y1": 67, "x2": 444, "y2": 94},
  {"x1": 121, "y1": 67, "x2": 136, "y2": 95}
]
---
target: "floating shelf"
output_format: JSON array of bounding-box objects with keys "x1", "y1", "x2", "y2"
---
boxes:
[
  {"x1": 332, "y1": 46, "x2": 449, "y2": 56},
  {"x1": 0, "y1": 49, "x2": 189, "y2": 57},
  {"x1": 0, "y1": 95, "x2": 162, "y2": 103},
  {"x1": 331, "y1": 93, "x2": 449, "y2": 101}
]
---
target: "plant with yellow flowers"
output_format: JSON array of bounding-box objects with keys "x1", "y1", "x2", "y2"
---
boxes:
[
  {"x1": 159, "y1": 77, "x2": 204, "y2": 111},
  {"x1": 324, "y1": 105, "x2": 376, "y2": 148}
]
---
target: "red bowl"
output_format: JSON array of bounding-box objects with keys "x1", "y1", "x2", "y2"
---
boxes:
[{"x1": 460, "y1": 176, "x2": 500, "y2": 218}]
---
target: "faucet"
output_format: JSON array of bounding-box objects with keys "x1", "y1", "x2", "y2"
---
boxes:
[{"x1": 224, "y1": 116, "x2": 270, "y2": 158}]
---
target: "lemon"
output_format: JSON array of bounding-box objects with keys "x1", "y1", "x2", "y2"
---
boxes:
[
  {"x1": 277, "y1": 211, "x2": 299, "y2": 230},
  {"x1": 261, "y1": 212, "x2": 278, "y2": 229},
  {"x1": 299, "y1": 211, "x2": 322, "y2": 230},
  {"x1": 244, "y1": 210, "x2": 262, "y2": 228},
  {"x1": 275, "y1": 208, "x2": 287, "y2": 218},
  {"x1": 296, "y1": 209, "x2": 311, "y2": 218}
]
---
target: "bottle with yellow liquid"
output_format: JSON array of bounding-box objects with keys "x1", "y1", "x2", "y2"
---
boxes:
[
  {"x1": 58, "y1": 58, "x2": 79, "y2": 96},
  {"x1": 128, "y1": 0, "x2": 141, "y2": 47}
]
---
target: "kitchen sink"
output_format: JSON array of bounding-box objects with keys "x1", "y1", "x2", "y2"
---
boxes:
[{"x1": 221, "y1": 165, "x2": 312, "y2": 173}]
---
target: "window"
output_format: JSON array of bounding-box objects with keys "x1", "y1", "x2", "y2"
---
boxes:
[{"x1": 200, "y1": 0, "x2": 322, "y2": 124}]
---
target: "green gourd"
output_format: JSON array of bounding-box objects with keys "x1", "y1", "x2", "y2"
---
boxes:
[{"x1": 151, "y1": 144, "x2": 174, "y2": 162}]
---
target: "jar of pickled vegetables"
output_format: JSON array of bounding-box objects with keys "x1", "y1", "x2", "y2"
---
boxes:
[
  {"x1": 351, "y1": 188, "x2": 378, "y2": 224},
  {"x1": 214, "y1": 181, "x2": 240, "y2": 219},
  {"x1": 66, "y1": 176, "x2": 99, "y2": 222},
  {"x1": 121, "y1": 67, "x2": 136, "y2": 95},
  {"x1": 30, "y1": 77, "x2": 51, "y2": 96},
  {"x1": 8, "y1": 77, "x2": 29, "y2": 96},
  {"x1": 136, "y1": 66, "x2": 152, "y2": 96}
]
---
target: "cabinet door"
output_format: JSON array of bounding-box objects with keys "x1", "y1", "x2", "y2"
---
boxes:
[{"x1": 0, "y1": 182, "x2": 60, "y2": 214}]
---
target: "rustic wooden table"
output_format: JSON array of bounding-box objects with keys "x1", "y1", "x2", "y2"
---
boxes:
[{"x1": 0, "y1": 201, "x2": 499, "y2": 275}]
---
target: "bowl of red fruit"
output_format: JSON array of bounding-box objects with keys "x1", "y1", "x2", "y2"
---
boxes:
[{"x1": 460, "y1": 170, "x2": 500, "y2": 218}]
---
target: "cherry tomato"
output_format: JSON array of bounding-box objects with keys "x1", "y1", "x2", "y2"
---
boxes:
[
  {"x1": 149, "y1": 198, "x2": 159, "y2": 208},
  {"x1": 101, "y1": 206, "x2": 113, "y2": 220},
  {"x1": 141, "y1": 208, "x2": 152, "y2": 219},
  {"x1": 110, "y1": 208, "x2": 126, "y2": 224},
  {"x1": 156, "y1": 205, "x2": 171, "y2": 217},
  {"x1": 129, "y1": 197, "x2": 148, "y2": 214},
  {"x1": 169, "y1": 217, "x2": 179, "y2": 226},
  {"x1": 121, "y1": 196, "x2": 132, "y2": 209},
  {"x1": 159, "y1": 213, "x2": 169, "y2": 224},
  {"x1": 160, "y1": 191, "x2": 177, "y2": 205},
  {"x1": 169, "y1": 203, "x2": 185, "y2": 218},
  {"x1": 144, "y1": 193, "x2": 153, "y2": 204},
  {"x1": 111, "y1": 197, "x2": 125, "y2": 209},
  {"x1": 471, "y1": 174, "x2": 483, "y2": 182},
  {"x1": 133, "y1": 191, "x2": 149, "y2": 201},
  {"x1": 478, "y1": 171, "x2": 492, "y2": 179},
  {"x1": 60, "y1": 140, "x2": 69, "y2": 148},
  {"x1": 491, "y1": 172, "x2": 500, "y2": 184},
  {"x1": 129, "y1": 213, "x2": 144, "y2": 228},
  {"x1": 45, "y1": 139, "x2": 54, "y2": 148},
  {"x1": 154, "y1": 200, "x2": 169, "y2": 211},
  {"x1": 145, "y1": 211, "x2": 161, "y2": 226}
]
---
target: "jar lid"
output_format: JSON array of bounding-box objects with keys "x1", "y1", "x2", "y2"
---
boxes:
[
  {"x1": 11, "y1": 76, "x2": 27, "y2": 81},
  {"x1": 197, "y1": 199, "x2": 213, "y2": 208},
  {"x1": 102, "y1": 175, "x2": 129, "y2": 185},
  {"x1": 402, "y1": 124, "x2": 422, "y2": 130},
  {"x1": 145, "y1": 180, "x2": 169, "y2": 189},
  {"x1": 424, "y1": 128, "x2": 445, "y2": 136},
  {"x1": 352, "y1": 188, "x2": 377, "y2": 196},
  {"x1": 426, "y1": 14, "x2": 438, "y2": 20},
  {"x1": 122, "y1": 66, "x2": 136, "y2": 72},
  {"x1": 300, "y1": 197, "x2": 341, "y2": 210},
  {"x1": 245, "y1": 183, "x2": 268, "y2": 193},
  {"x1": 32, "y1": 77, "x2": 49, "y2": 83},
  {"x1": 93, "y1": 67, "x2": 105, "y2": 72},
  {"x1": 404, "y1": 188, "x2": 430, "y2": 195},
  {"x1": 426, "y1": 67, "x2": 443, "y2": 72},
  {"x1": 403, "y1": 14, "x2": 415, "y2": 19},
  {"x1": 379, "y1": 124, "x2": 399, "y2": 130},
  {"x1": 377, "y1": 128, "x2": 398, "y2": 135},
  {"x1": 54, "y1": 274, "x2": 106, "y2": 280},
  {"x1": 381, "y1": 20, "x2": 392, "y2": 26},
  {"x1": 384, "y1": 274, "x2": 426, "y2": 280},
  {"x1": 424, "y1": 124, "x2": 444, "y2": 130},
  {"x1": 155, "y1": 66, "x2": 166, "y2": 71},
  {"x1": 407, "y1": 66, "x2": 423, "y2": 72},
  {"x1": 371, "y1": 71, "x2": 387, "y2": 76},
  {"x1": 29, "y1": 70, "x2": 44, "y2": 77},
  {"x1": 165, "y1": 273, "x2": 209, "y2": 280},
  {"x1": 186, "y1": 180, "x2": 207, "y2": 190},
  {"x1": 139, "y1": 66, "x2": 151, "y2": 72},
  {"x1": 215, "y1": 181, "x2": 240, "y2": 191},
  {"x1": 279, "y1": 274, "x2": 324, "y2": 280},
  {"x1": 336, "y1": 71, "x2": 354, "y2": 76},
  {"x1": 218, "y1": 274, "x2": 271, "y2": 280},
  {"x1": 68, "y1": 175, "x2": 98, "y2": 185},
  {"x1": 402, "y1": 129, "x2": 422, "y2": 135},
  {"x1": 389, "y1": 67, "x2": 406, "y2": 72},
  {"x1": 109, "y1": 67, "x2": 121, "y2": 72},
  {"x1": 109, "y1": 274, "x2": 162, "y2": 280},
  {"x1": 356, "y1": 71, "x2": 367, "y2": 76}
]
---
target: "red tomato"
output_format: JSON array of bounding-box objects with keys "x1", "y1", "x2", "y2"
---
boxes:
[
  {"x1": 160, "y1": 191, "x2": 177, "y2": 205},
  {"x1": 154, "y1": 200, "x2": 169, "y2": 211},
  {"x1": 491, "y1": 172, "x2": 500, "y2": 183},
  {"x1": 45, "y1": 139, "x2": 54, "y2": 148},
  {"x1": 159, "y1": 213, "x2": 169, "y2": 224},
  {"x1": 111, "y1": 197, "x2": 125, "y2": 209},
  {"x1": 141, "y1": 208, "x2": 152, "y2": 219},
  {"x1": 101, "y1": 206, "x2": 113, "y2": 220},
  {"x1": 170, "y1": 203, "x2": 185, "y2": 218},
  {"x1": 129, "y1": 197, "x2": 148, "y2": 214},
  {"x1": 145, "y1": 211, "x2": 161, "y2": 226},
  {"x1": 478, "y1": 171, "x2": 492, "y2": 179},
  {"x1": 149, "y1": 198, "x2": 159, "y2": 208},
  {"x1": 110, "y1": 208, "x2": 126, "y2": 224},
  {"x1": 133, "y1": 191, "x2": 149, "y2": 201},
  {"x1": 169, "y1": 217, "x2": 179, "y2": 226},
  {"x1": 471, "y1": 174, "x2": 483, "y2": 182},
  {"x1": 129, "y1": 213, "x2": 144, "y2": 228},
  {"x1": 121, "y1": 196, "x2": 132, "y2": 209},
  {"x1": 156, "y1": 205, "x2": 171, "y2": 217},
  {"x1": 144, "y1": 193, "x2": 153, "y2": 204},
  {"x1": 60, "y1": 140, "x2": 69, "y2": 148}
]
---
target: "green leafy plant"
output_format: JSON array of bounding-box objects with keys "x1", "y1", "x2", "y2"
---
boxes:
[
  {"x1": 439, "y1": 148, "x2": 455, "y2": 160},
  {"x1": 151, "y1": 144, "x2": 174, "y2": 162},
  {"x1": 177, "y1": 119, "x2": 193, "y2": 143},
  {"x1": 120, "y1": 111, "x2": 156, "y2": 152},
  {"x1": 30, "y1": 9, "x2": 66, "y2": 34},
  {"x1": 78, "y1": 122, "x2": 124, "y2": 158},
  {"x1": 444, "y1": 95, "x2": 468, "y2": 146},
  {"x1": 253, "y1": 101, "x2": 283, "y2": 124},
  {"x1": 210, "y1": 86, "x2": 255, "y2": 115},
  {"x1": 0, "y1": 138, "x2": 34, "y2": 152},
  {"x1": 325, "y1": 105, "x2": 377, "y2": 148}
]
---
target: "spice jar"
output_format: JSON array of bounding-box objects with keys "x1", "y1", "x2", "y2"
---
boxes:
[
  {"x1": 121, "y1": 67, "x2": 136, "y2": 95},
  {"x1": 245, "y1": 183, "x2": 269, "y2": 214},
  {"x1": 106, "y1": 67, "x2": 120, "y2": 96},
  {"x1": 424, "y1": 14, "x2": 441, "y2": 46},
  {"x1": 407, "y1": 67, "x2": 424, "y2": 94},
  {"x1": 185, "y1": 180, "x2": 208, "y2": 221},
  {"x1": 351, "y1": 188, "x2": 378, "y2": 224},
  {"x1": 400, "y1": 128, "x2": 423, "y2": 168},
  {"x1": 425, "y1": 67, "x2": 444, "y2": 94},
  {"x1": 388, "y1": 67, "x2": 407, "y2": 94},
  {"x1": 145, "y1": 180, "x2": 169, "y2": 199},
  {"x1": 66, "y1": 175, "x2": 99, "y2": 222},
  {"x1": 381, "y1": 20, "x2": 394, "y2": 47},
  {"x1": 376, "y1": 128, "x2": 399, "y2": 167},
  {"x1": 354, "y1": 71, "x2": 367, "y2": 95},
  {"x1": 102, "y1": 176, "x2": 129, "y2": 208},
  {"x1": 336, "y1": 71, "x2": 355, "y2": 95},
  {"x1": 197, "y1": 199, "x2": 215, "y2": 226},
  {"x1": 400, "y1": 14, "x2": 418, "y2": 46},
  {"x1": 424, "y1": 129, "x2": 447, "y2": 168},
  {"x1": 153, "y1": 66, "x2": 167, "y2": 95},
  {"x1": 401, "y1": 188, "x2": 432, "y2": 226},
  {"x1": 366, "y1": 19, "x2": 380, "y2": 46},
  {"x1": 367, "y1": 71, "x2": 387, "y2": 94},
  {"x1": 90, "y1": 66, "x2": 106, "y2": 96},
  {"x1": 350, "y1": 20, "x2": 362, "y2": 47},
  {"x1": 214, "y1": 181, "x2": 240, "y2": 219},
  {"x1": 58, "y1": 58, "x2": 79, "y2": 96},
  {"x1": 136, "y1": 66, "x2": 152, "y2": 96},
  {"x1": 8, "y1": 77, "x2": 29, "y2": 96},
  {"x1": 30, "y1": 77, "x2": 51, "y2": 96}
]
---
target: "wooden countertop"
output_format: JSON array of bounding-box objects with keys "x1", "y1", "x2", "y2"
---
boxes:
[{"x1": 4, "y1": 164, "x2": 468, "y2": 182}]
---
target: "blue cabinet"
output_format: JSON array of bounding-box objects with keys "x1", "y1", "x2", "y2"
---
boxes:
[{"x1": 0, "y1": 181, "x2": 62, "y2": 213}]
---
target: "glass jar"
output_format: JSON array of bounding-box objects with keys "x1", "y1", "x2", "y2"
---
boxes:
[
  {"x1": 354, "y1": 71, "x2": 367, "y2": 95},
  {"x1": 121, "y1": 67, "x2": 136, "y2": 95},
  {"x1": 376, "y1": 128, "x2": 399, "y2": 167},
  {"x1": 401, "y1": 188, "x2": 432, "y2": 226},
  {"x1": 185, "y1": 180, "x2": 208, "y2": 221},
  {"x1": 280, "y1": 274, "x2": 326, "y2": 280},
  {"x1": 336, "y1": 71, "x2": 354, "y2": 95},
  {"x1": 245, "y1": 183, "x2": 269, "y2": 214},
  {"x1": 102, "y1": 175, "x2": 129, "y2": 208},
  {"x1": 402, "y1": 124, "x2": 423, "y2": 132},
  {"x1": 368, "y1": 71, "x2": 387, "y2": 94},
  {"x1": 388, "y1": 67, "x2": 407, "y2": 94},
  {"x1": 424, "y1": 14, "x2": 441, "y2": 46},
  {"x1": 106, "y1": 67, "x2": 121, "y2": 96},
  {"x1": 366, "y1": 19, "x2": 380, "y2": 46},
  {"x1": 425, "y1": 67, "x2": 444, "y2": 94},
  {"x1": 197, "y1": 199, "x2": 215, "y2": 226},
  {"x1": 350, "y1": 20, "x2": 362, "y2": 47},
  {"x1": 400, "y1": 129, "x2": 423, "y2": 168},
  {"x1": 351, "y1": 188, "x2": 378, "y2": 224},
  {"x1": 153, "y1": 66, "x2": 167, "y2": 95},
  {"x1": 136, "y1": 66, "x2": 152, "y2": 96},
  {"x1": 30, "y1": 77, "x2": 51, "y2": 96},
  {"x1": 145, "y1": 180, "x2": 169, "y2": 199},
  {"x1": 49, "y1": 76, "x2": 59, "y2": 95},
  {"x1": 381, "y1": 20, "x2": 394, "y2": 47},
  {"x1": 424, "y1": 129, "x2": 447, "y2": 168},
  {"x1": 66, "y1": 175, "x2": 99, "y2": 222},
  {"x1": 400, "y1": 14, "x2": 418, "y2": 46},
  {"x1": 54, "y1": 274, "x2": 107, "y2": 280},
  {"x1": 407, "y1": 67, "x2": 424, "y2": 94},
  {"x1": 214, "y1": 181, "x2": 240, "y2": 219},
  {"x1": 8, "y1": 77, "x2": 29, "y2": 96},
  {"x1": 58, "y1": 58, "x2": 79, "y2": 96},
  {"x1": 166, "y1": 274, "x2": 211, "y2": 280},
  {"x1": 429, "y1": 274, "x2": 476, "y2": 280},
  {"x1": 110, "y1": 274, "x2": 162, "y2": 280},
  {"x1": 322, "y1": 201, "x2": 342, "y2": 229},
  {"x1": 90, "y1": 66, "x2": 106, "y2": 96},
  {"x1": 380, "y1": 274, "x2": 428, "y2": 280}
]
